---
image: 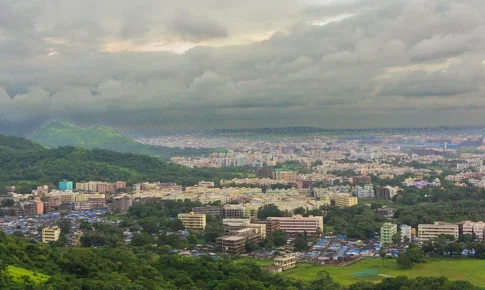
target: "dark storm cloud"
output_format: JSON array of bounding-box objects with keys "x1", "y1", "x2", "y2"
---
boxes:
[
  {"x1": 1, "y1": 0, "x2": 485, "y2": 133},
  {"x1": 168, "y1": 11, "x2": 229, "y2": 42}
]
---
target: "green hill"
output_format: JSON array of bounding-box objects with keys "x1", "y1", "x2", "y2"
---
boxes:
[
  {"x1": 0, "y1": 134, "x2": 234, "y2": 192},
  {"x1": 31, "y1": 121, "x2": 225, "y2": 160},
  {"x1": 0, "y1": 134, "x2": 46, "y2": 153}
]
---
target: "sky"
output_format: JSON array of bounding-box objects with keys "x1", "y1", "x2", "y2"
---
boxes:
[{"x1": 1, "y1": 0, "x2": 485, "y2": 134}]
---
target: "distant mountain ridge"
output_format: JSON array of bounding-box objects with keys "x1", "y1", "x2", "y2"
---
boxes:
[
  {"x1": 31, "y1": 121, "x2": 225, "y2": 159},
  {"x1": 213, "y1": 126, "x2": 485, "y2": 136}
]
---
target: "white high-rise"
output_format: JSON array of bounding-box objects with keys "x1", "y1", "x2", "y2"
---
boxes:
[{"x1": 401, "y1": 225, "x2": 412, "y2": 242}]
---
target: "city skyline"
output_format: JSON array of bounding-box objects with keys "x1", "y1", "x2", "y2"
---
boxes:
[{"x1": 2, "y1": 0, "x2": 485, "y2": 134}]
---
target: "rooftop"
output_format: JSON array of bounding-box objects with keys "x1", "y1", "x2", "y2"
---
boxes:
[{"x1": 216, "y1": 235, "x2": 246, "y2": 241}]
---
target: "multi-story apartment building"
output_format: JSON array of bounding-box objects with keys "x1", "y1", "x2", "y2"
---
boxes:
[
  {"x1": 58, "y1": 181, "x2": 73, "y2": 191},
  {"x1": 47, "y1": 191, "x2": 77, "y2": 205},
  {"x1": 274, "y1": 255, "x2": 297, "y2": 271},
  {"x1": 401, "y1": 225, "x2": 412, "y2": 242},
  {"x1": 97, "y1": 182, "x2": 115, "y2": 193},
  {"x1": 8, "y1": 200, "x2": 44, "y2": 217},
  {"x1": 192, "y1": 206, "x2": 224, "y2": 217},
  {"x1": 17, "y1": 201, "x2": 36, "y2": 216},
  {"x1": 133, "y1": 196, "x2": 165, "y2": 206},
  {"x1": 44, "y1": 196, "x2": 61, "y2": 211},
  {"x1": 334, "y1": 194, "x2": 358, "y2": 208},
  {"x1": 42, "y1": 226, "x2": 61, "y2": 243},
  {"x1": 76, "y1": 182, "x2": 89, "y2": 191},
  {"x1": 457, "y1": 220, "x2": 475, "y2": 236},
  {"x1": 178, "y1": 212, "x2": 206, "y2": 230},
  {"x1": 112, "y1": 196, "x2": 133, "y2": 213},
  {"x1": 473, "y1": 221, "x2": 485, "y2": 240},
  {"x1": 375, "y1": 186, "x2": 398, "y2": 200},
  {"x1": 267, "y1": 215, "x2": 323, "y2": 237},
  {"x1": 354, "y1": 184, "x2": 374, "y2": 198},
  {"x1": 222, "y1": 219, "x2": 267, "y2": 239},
  {"x1": 74, "y1": 202, "x2": 92, "y2": 211},
  {"x1": 380, "y1": 223, "x2": 397, "y2": 244},
  {"x1": 265, "y1": 220, "x2": 281, "y2": 236},
  {"x1": 418, "y1": 222, "x2": 459, "y2": 242},
  {"x1": 216, "y1": 227, "x2": 260, "y2": 254},
  {"x1": 87, "y1": 196, "x2": 106, "y2": 209},
  {"x1": 34, "y1": 199, "x2": 44, "y2": 215},
  {"x1": 216, "y1": 235, "x2": 247, "y2": 254},
  {"x1": 77, "y1": 181, "x2": 126, "y2": 192},
  {"x1": 272, "y1": 170, "x2": 296, "y2": 181},
  {"x1": 114, "y1": 181, "x2": 127, "y2": 190},
  {"x1": 88, "y1": 181, "x2": 100, "y2": 192},
  {"x1": 223, "y1": 205, "x2": 248, "y2": 218}
]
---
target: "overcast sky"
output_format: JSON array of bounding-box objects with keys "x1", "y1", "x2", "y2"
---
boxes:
[{"x1": 1, "y1": 0, "x2": 485, "y2": 133}]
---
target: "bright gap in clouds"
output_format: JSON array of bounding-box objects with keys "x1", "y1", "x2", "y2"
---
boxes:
[{"x1": 313, "y1": 13, "x2": 355, "y2": 26}]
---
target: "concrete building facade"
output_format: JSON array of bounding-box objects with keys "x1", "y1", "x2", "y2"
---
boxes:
[
  {"x1": 334, "y1": 194, "x2": 358, "y2": 208},
  {"x1": 380, "y1": 223, "x2": 397, "y2": 244},
  {"x1": 274, "y1": 255, "x2": 297, "y2": 271},
  {"x1": 267, "y1": 215, "x2": 323, "y2": 237},
  {"x1": 178, "y1": 212, "x2": 207, "y2": 230},
  {"x1": 418, "y1": 222, "x2": 459, "y2": 242},
  {"x1": 42, "y1": 226, "x2": 61, "y2": 243},
  {"x1": 401, "y1": 225, "x2": 412, "y2": 242}
]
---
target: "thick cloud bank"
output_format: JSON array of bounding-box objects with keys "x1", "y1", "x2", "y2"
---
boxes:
[{"x1": 1, "y1": 0, "x2": 485, "y2": 132}]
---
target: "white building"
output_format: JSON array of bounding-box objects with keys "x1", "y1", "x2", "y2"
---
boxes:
[
  {"x1": 401, "y1": 225, "x2": 412, "y2": 242},
  {"x1": 473, "y1": 222, "x2": 485, "y2": 240},
  {"x1": 354, "y1": 184, "x2": 374, "y2": 198}
]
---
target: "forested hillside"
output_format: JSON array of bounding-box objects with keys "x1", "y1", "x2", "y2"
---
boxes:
[
  {"x1": 0, "y1": 135, "x2": 229, "y2": 191},
  {"x1": 0, "y1": 232, "x2": 479, "y2": 290},
  {"x1": 31, "y1": 121, "x2": 226, "y2": 160}
]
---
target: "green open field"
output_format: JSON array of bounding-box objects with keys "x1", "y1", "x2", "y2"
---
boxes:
[
  {"x1": 7, "y1": 266, "x2": 50, "y2": 283},
  {"x1": 281, "y1": 258, "x2": 485, "y2": 286},
  {"x1": 236, "y1": 257, "x2": 485, "y2": 286},
  {"x1": 234, "y1": 258, "x2": 273, "y2": 267},
  {"x1": 104, "y1": 214, "x2": 127, "y2": 221}
]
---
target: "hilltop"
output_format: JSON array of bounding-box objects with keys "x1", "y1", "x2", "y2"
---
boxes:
[
  {"x1": 0, "y1": 134, "x2": 230, "y2": 192},
  {"x1": 31, "y1": 121, "x2": 225, "y2": 159},
  {"x1": 0, "y1": 134, "x2": 46, "y2": 154}
]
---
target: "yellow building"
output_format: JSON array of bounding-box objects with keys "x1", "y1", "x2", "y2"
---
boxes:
[
  {"x1": 274, "y1": 255, "x2": 297, "y2": 271},
  {"x1": 418, "y1": 222, "x2": 459, "y2": 242},
  {"x1": 178, "y1": 212, "x2": 207, "y2": 230},
  {"x1": 76, "y1": 193, "x2": 105, "y2": 202},
  {"x1": 334, "y1": 194, "x2": 358, "y2": 207},
  {"x1": 42, "y1": 226, "x2": 61, "y2": 243},
  {"x1": 272, "y1": 170, "x2": 296, "y2": 181}
]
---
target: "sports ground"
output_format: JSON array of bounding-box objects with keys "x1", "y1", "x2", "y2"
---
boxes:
[{"x1": 237, "y1": 257, "x2": 485, "y2": 286}]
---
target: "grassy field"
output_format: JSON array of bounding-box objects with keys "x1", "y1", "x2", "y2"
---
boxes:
[
  {"x1": 7, "y1": 266, "x2": 50, "y2": 283},
  {"x1": 281, "y1": 258, "x2": 485, "y2": 286},
  {"x1": 104, "y1": 214, "x2": 127, "y2": 221},
  {"x1": 234, "y1": 258, "x2": 274, "y2": 266}
]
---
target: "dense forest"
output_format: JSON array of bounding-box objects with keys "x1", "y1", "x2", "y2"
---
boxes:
[
  {"x1": 0, "y1": 134, "x2": 240, "y2": 191},
  {"x1": 31, "y1": 121, "x2": 226, "y2": 160},
  {"x1": 0, "y1": 231, "x2": 480, "y2": 290}
]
